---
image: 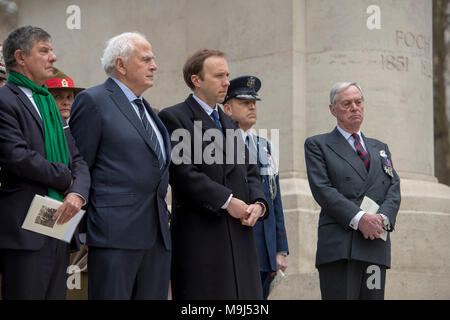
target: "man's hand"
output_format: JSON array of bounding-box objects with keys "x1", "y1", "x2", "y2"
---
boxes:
[
  {"x1": 241, "y1": 203, "x2": 263, "y2": 227},
  {"x1": 358, "y1": 213, "x2": 384, "y2": 240},
  {"x1": 276, "y1": 253, "x2": 287, "y2": 272},
  {"x1": 226, "y1": 197, "x2": 250, "y2": 220},
  {"x1": 53, "y1": 194, "x2": 84, "y2": 225}
]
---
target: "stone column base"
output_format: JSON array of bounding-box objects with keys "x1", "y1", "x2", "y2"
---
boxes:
[{"x1": 269, "y1": 177, "x2": 450, "y2": 300}]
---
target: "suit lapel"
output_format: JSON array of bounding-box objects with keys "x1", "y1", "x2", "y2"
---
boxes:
[
  {"x1": 361, "y1": 135, "x2": 379, "y2": 191},
  {"x1": 219, "y1": 106, "x2": 241, "y2": 176},
  {"x1": 143, "y1": 99, "x2": 171, "y2": 172},
  {"x1": 7, "y1": 82, "x2": 44, "y2": 136},
  {"x1": 185, "y1": 95, "x2": 227, "y2": 155},
  {"x1": 105, "y1": 79, "x2": 162, "y2": 160},
  {"x1": 184, "y1": 95, "x2": 240, "y2": 175},
  {"x1": 326, "y1": 127, "x2": 368, "y2": 181},
  {"x1": 185, "y1": 94, "x2": 219, "y2": 132}
]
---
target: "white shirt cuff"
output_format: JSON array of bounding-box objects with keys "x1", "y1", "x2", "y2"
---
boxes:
[
  {"x1": 222, "y1": 193, "x2": 233, "y2": 209},
  {"x1": 68, "y1": 192, "x2": 87, "y2": 206},
  {"x1": 379, "y1": 213, "x2": 391, "y2": 230},
  {"x1": 255, "y1": 201, "x2": 266, "y2": 217},
  {"x1": 349, "y1": 210, "x2": 366, "y2": 230}
]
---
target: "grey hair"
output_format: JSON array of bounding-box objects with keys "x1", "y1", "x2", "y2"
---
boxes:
[
  {"x1": 101, "y1": 32, "x2": 147, "y2": 77},
  {"x1": 330, "y1": 82, "x2": 364, "y2": 107},
  {"x1": 3, "y1": 26, "x2": 51, "y2": 71}
]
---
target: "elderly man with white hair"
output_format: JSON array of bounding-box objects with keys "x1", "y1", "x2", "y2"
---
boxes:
[
  {"x1": 304, "y1": 82, "x2": 401, "y2": 300},
  {"x1": 70, "y1": 32, "x2": 172, "y2": 300}
]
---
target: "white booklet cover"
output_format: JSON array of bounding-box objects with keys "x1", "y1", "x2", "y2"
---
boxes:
[
  {"x1": 269, "y1": 269, "x2": 286, "y2": 296},
  {"x1": 22, "y1": 194, "x2": 85, "y2": 243},
  {"x1": 360, "y1": 196, "x2": 387, "y2": 241}
]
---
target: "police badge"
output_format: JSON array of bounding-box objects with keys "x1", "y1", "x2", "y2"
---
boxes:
[
  {"x1": 379, "y1": 150, "x2": 394, "y2": 178},
  {"x1": 247, "y1": 76, "x2": 256, "y2": 89}
]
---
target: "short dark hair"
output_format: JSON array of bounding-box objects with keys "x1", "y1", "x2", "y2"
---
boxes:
[
  {"x1": 3, "y1": 26, "x2": 51, "y2": 71},
  {"x1": 183, "y1": 48, "x2": 225, "y2": 91}
]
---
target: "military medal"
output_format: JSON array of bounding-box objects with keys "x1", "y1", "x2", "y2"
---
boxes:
[{"x1": 380, "y1": 150, "x2": 394, "y2": 178}]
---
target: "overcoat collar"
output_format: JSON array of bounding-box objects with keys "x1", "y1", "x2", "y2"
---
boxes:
[
  {"x1": 6, "y1": 82, "x2": 44, "y2": 135},
  {"x1": 184, "y1": 94, "x2": 241, "y2": 175}
]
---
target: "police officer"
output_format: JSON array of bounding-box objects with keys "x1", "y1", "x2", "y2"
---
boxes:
[{"x1": 223, "y1": 76, "x2": 289, "y2": 299}]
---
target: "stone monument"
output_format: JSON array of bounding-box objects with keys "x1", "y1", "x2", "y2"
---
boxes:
[{"x1": 14, "y1": 0, "x2": 450, "y2": 299}]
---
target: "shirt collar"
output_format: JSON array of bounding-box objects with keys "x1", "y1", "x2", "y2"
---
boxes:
[
  {"x1": 240, "y1": 129, "x2": 259, "y2": 147},
  {"x1": 239, "y1": 128, "x2": 248, "y2": 143},
  {"x1": 111, "y1": 77, "x2": 142, "y2": 103},
  {"x1": 337, "y1": 125, "x2": 361, "y2": 141},
  {"x1": 192, "y1": 93, "x2": 218, "y2": 117},
  {"x1": 18, "y1": 86, "x2": 33, "y2": 99}
]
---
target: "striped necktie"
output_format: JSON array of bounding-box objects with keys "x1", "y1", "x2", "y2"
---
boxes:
[
  {"x1": 352, "y1": 133, "x2": 370, "y2": 171},
  {"x1": 134, "y1": 99, "x2": 164, "y2": 170}
]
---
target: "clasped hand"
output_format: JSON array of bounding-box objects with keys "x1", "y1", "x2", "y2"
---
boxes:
[
  {"x1": 358, "y1": 213, "x2": 384, "y2": 240},
  {"x1": 226, "y1": 197, "x2": 263, "y2": 227}
]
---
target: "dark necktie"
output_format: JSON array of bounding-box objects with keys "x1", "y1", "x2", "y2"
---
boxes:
[
  {"x1": 134, "y1": 99, "x2": 164, "y2": 170},
  {"x1": 211, "y1": 109, "x2": 223, "y2": 131},
  {"x1": 352, "y1": 133, "x2": 370, "y2": 171},
  {"x1": 245, "y1": 134, "x2": 258, "y2": 165}
]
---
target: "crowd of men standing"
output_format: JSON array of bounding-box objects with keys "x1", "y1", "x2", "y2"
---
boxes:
[{"x1": 0, "y1": 25, "x2": 400, "y2": 300}]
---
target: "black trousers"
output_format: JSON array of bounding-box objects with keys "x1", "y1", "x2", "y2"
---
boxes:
[
  {"x1": 260, "y1": 271, "x2": 272, "y2": 300},
  {"x1": 0, "y1": 237, "x2": 70, "y2": 300},
  {"x1": 318, "y1": 259, "x2": 386, "y2": 300},
  {"x1": 88, "y1": 233, "x2": 171, "y2": 300}
]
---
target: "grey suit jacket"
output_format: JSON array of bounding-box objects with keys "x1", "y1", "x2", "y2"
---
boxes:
[{"x1": 304, "y1": 127, "x2": 401, "y2": 268}]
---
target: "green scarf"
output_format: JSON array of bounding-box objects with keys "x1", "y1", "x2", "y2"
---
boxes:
[{"x1": 8, "y1": 71, "x2": 69, "y2": 201}]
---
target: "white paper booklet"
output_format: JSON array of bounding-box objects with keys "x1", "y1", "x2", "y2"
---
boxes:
[
  {"x1": 269, "y1": 269, "x2": 286, "y2": 295},
  {"x1": 22, "y1": 194, "x2": 85, "y2": 243},
  {"x1": 360, "y1": 196, "x2": 387, "y2": 241}
]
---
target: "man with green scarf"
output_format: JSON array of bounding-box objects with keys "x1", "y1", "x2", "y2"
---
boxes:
[{"x1": 0, "y1": 26, "x2": 90, "y2": 300}]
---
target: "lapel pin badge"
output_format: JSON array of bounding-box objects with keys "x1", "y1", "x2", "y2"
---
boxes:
[{"x1": 380, "y1": 150, "x2": 394, "y2": 178}]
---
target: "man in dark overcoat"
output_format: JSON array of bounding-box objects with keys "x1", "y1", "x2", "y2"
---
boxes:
[{"x1": 158, "y1": 49, "x2": 268, "y2": 300}]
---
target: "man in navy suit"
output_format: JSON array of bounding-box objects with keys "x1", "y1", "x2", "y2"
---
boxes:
[
  {"x1": 0, "y1": 26, "x2": 90, "y2": 299},
  {"x1": 70, "y1": 32, "x2": 171, "y2": 300},
  {"x1": 223, "y1": 76, "x2": 289, "y2": 299},
  {"x1": 304, "y1": 82, "x2": 401, "y2": 299}
]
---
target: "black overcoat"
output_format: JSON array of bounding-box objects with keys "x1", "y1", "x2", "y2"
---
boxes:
[{"x1": 159, "y1": 94, "x2": 268, "y2": 300}]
